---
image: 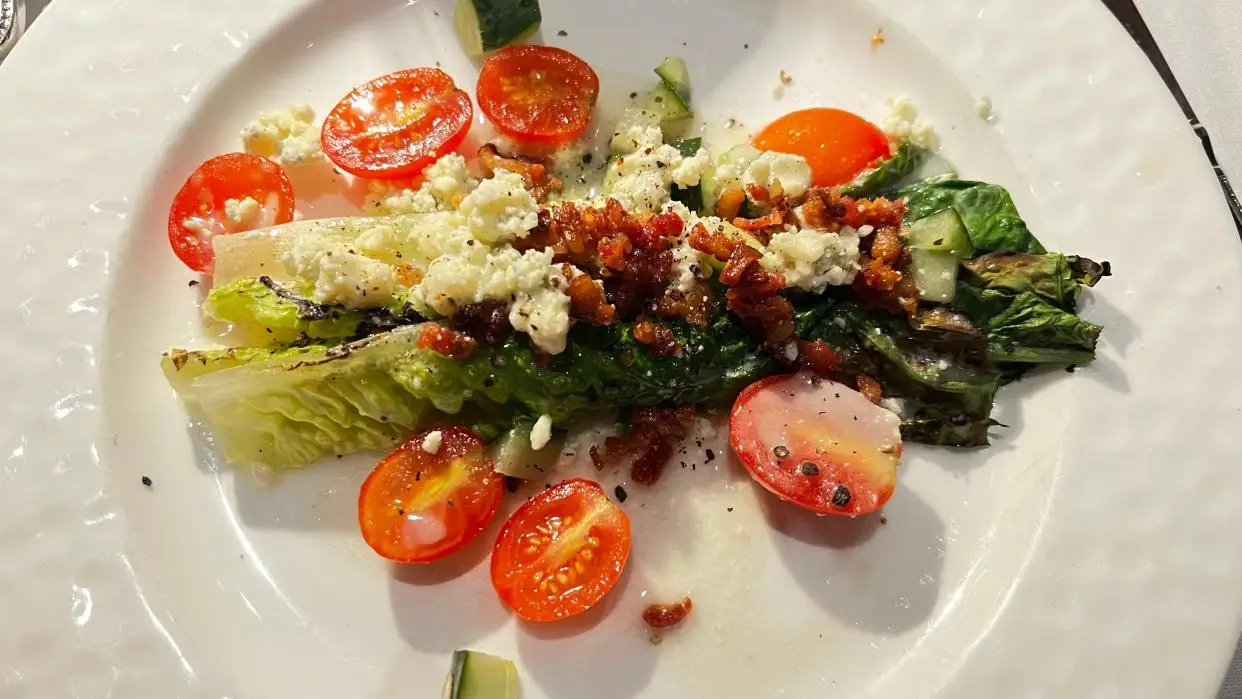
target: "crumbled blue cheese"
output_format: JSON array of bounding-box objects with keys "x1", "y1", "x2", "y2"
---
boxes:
[
  {"x1": 530, "y1": 415, "x2": 554, "y2": 451},
  {"x1": 412, "y1": 247, "x2": 575, "y2": 354},
  {"x1": 744, "y1": 151, "x2": 813, "y2": 199},
  {"x1": 607, "y1": 109, "x2": 690, "y2": 214},
  {"x1": 610, "y1": 109, "x2": 664, "y2": 153},
  {"x1": 671, "y1": 148, "x2": 712, "y2": 188},
  {"x1": 363, "y1": 153, "x2": 477, "y2": 216},
  {"x1": 283, "y1": 234, "x2": 397, "y2": 309},
  {"x1": 879, "y1": 398, "x2": 905, "y2": 417},
  {"x1": 241, "y1": 104, "x2": 323, "y2": 165},
  {"x1": 882, "y1": 96, "x2": 938, "y2": 149},
  {"x1": 458, "y1": 170, "x2": 539, "y2": 245},
  {"x1": 670, "y1": 241, "x2": 709, "y2": 293},
  {"x1": 421, "y1": 430, "x2": 443, "y2": 454},
  {"x1": 353, "y1": 212, "x2": 471, "y2": 268},
  {"x1": 760, "y1": 226, "x2": 861, "y2": 293},
  {"x1": 224, "y1": 196, "x2": 261, "y2": 225}
]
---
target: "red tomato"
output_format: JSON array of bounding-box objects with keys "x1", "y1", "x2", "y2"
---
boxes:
[
  {"x1": 491, "y1": 478, "x2": 630, "y2": 622},
  {"x1": 476, "y1": 45, "x2": 600, "y2": 145},
  {"x1": 166, "y1": 152, "x2": 295, "y2": 272},
  {"x1": 730, "y1": 371, "x2": 903, "y2": 517},
  {"x1": 358, "y1": 427, "x2": 503, "y2": 563},
  {"x1": 752, "y1": 108, "x2": 891, "y2": 188},
  {"x1": 322, "y1": 68, "x2": 474, "y2": 179}
]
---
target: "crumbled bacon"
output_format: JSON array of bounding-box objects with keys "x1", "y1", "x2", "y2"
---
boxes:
[
  {"x1": 868, "y1": 225, "x2": 903, "y2": 264},
  {"x1": 451, "y1": 301, "x2": 511, "y2": 344},
  {"x1": 799, "y1": 339, "x2": 843, "y2": 376},
  {"x1": 857, "y1": 256, "x2": 903, "y2": 291},
  {"x1": 799, "y1": 188, "x2": 907, "y2": 233},
  {"x1": 596, "y1": 406, "x2": 695, "y2": 487},
  {"x1": 732, "y1": 209, "x2": 784, "y2": 232},
  {"x1": 416, "y1": 323, "x2": 477, "y2": 360},
  {"x1": 604, "y1": 247, "x2": 674, "y2": 318},
  {"x1": 477, "y1": 143, "x2": 562, "y2": 202},
  {"x1": 633, "y1": 317, "x2": 682, "y2": 357},
  {"x1": 643, "y1": 597, "x2": 693, "y2": 630},
  {"x1": 653, "y1": 284, "x2": 717, "y2": 327},
  {"x1": 856, "y1": 374, "x2": 883, "y2": 404},
  {"x1": 699, "y1": 241, "x2": 796, "y2": 348},
  {"x1": 688, "y1": 222, "x2": 736, "y2": 263},
  {"x1": 745, "y1": 183, "x2": 772, "y2": 206},
  {"x1": 563, "y1": 266, "x2": 616, "y2": 326}
]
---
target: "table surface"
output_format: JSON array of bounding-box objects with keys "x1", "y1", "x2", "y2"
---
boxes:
[{"x1": 4, "y1": 0, "x2": 1242, "y2": 696}]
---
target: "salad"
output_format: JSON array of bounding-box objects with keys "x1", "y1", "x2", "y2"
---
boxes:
[{"x1": 159, "y1": 3, "x2": 1106, "y2": 641}]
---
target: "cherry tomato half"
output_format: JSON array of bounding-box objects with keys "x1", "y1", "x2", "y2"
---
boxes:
[
  {"x1": 753, "y1": 108, "x2": 891, "y2": 188},
  {"x1": 491, "y1": 478, "x2": 630, "y2": 622},
  {"x1": 476, "y1": 44, "x2": 600, "y2": 145},
  {"x1": 322, "y1": 68, "x2": 474, "y2": 179},
  {"x1": 167, "y1": 152, "x2": 295, "y2": 273},
  {"x1": 358, "y1": 427, "x2": 503, "y2": 563},
  {"x1": 730, "y1": 371, "x2": 903, "y2": 517}
]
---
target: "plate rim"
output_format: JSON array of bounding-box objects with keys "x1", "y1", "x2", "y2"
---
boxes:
[{"x1": 1, "y1": 0, "x2": 1242, "y2": 696}]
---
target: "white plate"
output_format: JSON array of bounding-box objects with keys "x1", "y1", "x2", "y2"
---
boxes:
[{"x1": 3, "y1": 0, "x2": 1242, "y2": 697}]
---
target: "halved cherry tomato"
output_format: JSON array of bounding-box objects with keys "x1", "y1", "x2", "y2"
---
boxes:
[
  {"x1": 322, "y1": 68, "x2": 474, "y2": 179},
  {"x1": 752, "y1": 108, "x2": 891, "y2": 188},
  {"x1": 167, "y1": 152, "x2": 294, "y2": 272},
  {"x1": 358, "y1": 427, "x2": 503, "y2": 563},
  {"x1": 476, "y1": 45, "x2": 600, "y2": 145},
  {"x1": 730, "y1": 371, "x2": 903, "y2": 517},
  {"x1": 491, "y1": 478, "x2": 630, "y2": 622}
]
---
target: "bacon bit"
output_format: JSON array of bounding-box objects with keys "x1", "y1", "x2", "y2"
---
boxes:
[
  {"x1": 857, "y1": 257, "x2": 903, "y2": 291},
  {"x1": 477, "y1": 143, "x2": 563, "y2": 202},
  {"x1": 633, "y1": 211, "x2": 684, "y2": 250},
  {"x1": 654, "y1": 285, "x2": 717, "y2": 327},
  {"x1": 597, "y1": 406, "x2": 695, "y2": 487},
  {"x1": 715, "y1": 188, "x2": 746, "y2": 221},
  {"x1": 395, "y1": 264, "x2": 423, "y2": 286},
  {"x1": 732, "y1": 209, "x2": 784, "y2": 231},
  {"x1": 633, "y1": 317, "x2": 682, "y2": 357},
  {"x1": 799, "y1": 339, "x2": 843, "y2": 375},
  {"x1": 589, "y1": 445, "x2": 605, "y2": 470},
  {"x1": 688, "y1": 222, "x2": 736, "y2": 263},
  {"x1": 416, "y1": 323, "x2": 477, "y2": 360},
  {"x1": 643, "y1": 597, "x2": 693, "y2": 630},
  {"x1": 745, "y1": 183, "x2": 772, "y2": 206},
  {"x1": 718, "y1": 244, "x2": 760, "y2": 285},
  {"x1": 564, "y1": 266, "x2": 616, "y2": 325},
  {"x1": 856, "y1": 374, "x2": 883, "y2": 404},
  {"x1": 840, "y1": 195, "x2": 906, "y2": 229},
  {"x1": 451, "y1": 301, "x2": 511, "y2": 344},
  {"x1": 769, "y1": 178, "x2": 786, "y2": 201},
  {"x1": 597, "y1": 234, "x2": 633, "y2": 271},
  {"x1": 605, "y1": 247, "x2": 675, "y2": 318},
  {"x1": 729, "y1": 292, "x2": 796, "y2": 346},
  {"x1": 868, "y1": 226, "x2": 903, "y2": 264}
]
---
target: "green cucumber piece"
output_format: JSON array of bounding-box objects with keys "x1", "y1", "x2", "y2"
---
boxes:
[
  {"x1": 445, "y1": 650, "x2": 519, "y2": 699},
  {"x1": 655, "y1": 55, "x2": 692, "y2": 103},
  {"x1": 673, "y1": 137, "x2": 702, "y2": 158},
  {"x1": 642, "y1": 83, "x2": 692, "y2": 124},
  {"x1": 609, "y1": 107, "x2": 661, "y2": 155},
  {"x1": 910, "y1": 248, "x2": 959, "y2": 303},
  {"x1": 905, "y1": 209, "x2": 973, "y2": 259},
  {"x1": 454, "y1": 0, "x2": 542, "y2": 56},
  {"x1": 491, "y1": 421, "x2": 560, "y2": 480}
]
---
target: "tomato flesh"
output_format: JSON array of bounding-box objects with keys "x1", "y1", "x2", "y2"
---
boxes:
[
  {"x1": 730, "y1": 371, "x2": 903, "y2": 517},
  {"x1": 477, "y1": 44, "x2": 600, "y2": 145},
  {"x1": 358, "y1": 427, "x2": 503, "y2": 563},
  {"x1": 753, "y1": 108, "x2": 891, "y2": 188},
  {"x1": 491, "y1": 478, "x2": 631, "y2": 622},
  {"x1": 322, "y1": 68, "x2": 474, "y2": 179},
  {"x1": 167, "y1": 152, "x2": 295, "y2": 273}
]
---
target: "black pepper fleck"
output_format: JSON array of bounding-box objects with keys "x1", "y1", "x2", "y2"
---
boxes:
[
  {"x1": 773, "y1": 445, "x2": 790, "y2": 459},
  {"x1": 505, "y1": 476, "x2": 522, "y2": 493},
  {"x1": 879, "y1": 513, "x2": 888, "y2": 525},
  {"x1": 1065, "y1": 365, "x2": 1077, "y2": 373},
  {"x1": 557, "y1": 29, "x2": 568, "y2": 37},
  {"x1": 831, "y1": 485, "x2": 852, "y2": 508},
  {"x1": 188, "y1": 280, "x2": 199, "y2": 288},
  {"x1": 800, "y1": 462, "x2": 820, "y2": 476},
  {"x1": 141, "y1": 476, "x2": 152, "y2": 487},
  {"x1": 614, "y1": 485, "x2": 628, "y2": 503},
  {"x1": 727, "y1": 507, "x2": 734, "y2": 512},
  {"x1": 705, "y1": 448, "x2": 716, "y2": 462}
]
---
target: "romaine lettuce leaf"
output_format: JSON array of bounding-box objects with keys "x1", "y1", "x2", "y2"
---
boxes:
[
  {"x1": 900, "y1": 179, "x2": 1047, "y2": 254},
  {"x1": 840, "y1": 142, "x2": 931, "y2": 198},
  {"x1": 983, "y1": 291, "x2": 1102, "y2": 365},
  {"x1": 203, "y1": 277, "x2": 420, "y2": 347}
]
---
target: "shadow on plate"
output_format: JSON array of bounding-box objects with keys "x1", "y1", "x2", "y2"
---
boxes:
[{"x1": 758, "y1": 481, "x2": 946, "y2": 635}]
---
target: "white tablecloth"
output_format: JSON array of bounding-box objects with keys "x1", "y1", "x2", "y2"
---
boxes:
[{"x1": 7, "y1": 0, "x2": 1242, "y2": 695}]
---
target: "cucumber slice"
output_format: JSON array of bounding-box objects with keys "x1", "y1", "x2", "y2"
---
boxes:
[
  {"x1": 673, "y1": 137, "x2": 702, "y2": 158},
  {"x1": 910, "y1": 248, "x2": 959, "y2": 303},
  {"x1": 609, "y1": 106, "x2": 662, "y2": 155},
  {"x1": 454, "y1": 0, "x2": 542, "y2": 56},
  {"x1": 654, "y1": 56, "x2": 692, "y2": 103},
  {"x1": 905, "y1": 209, "x2": 973, "y2": 259},
  {"x1": 491, "y1": 422, "x2": 560, "y2": 480},
  {"x1": 642, "y1": 83, "x2": 692, "y2": 125},
  {"x1": 445, "y1": 650, "x2": 519, "y2": 699}
]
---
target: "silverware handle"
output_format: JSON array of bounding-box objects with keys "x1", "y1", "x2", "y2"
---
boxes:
[{"x1": 0, "y1": 0, "x2": 27, "y2": 60}]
